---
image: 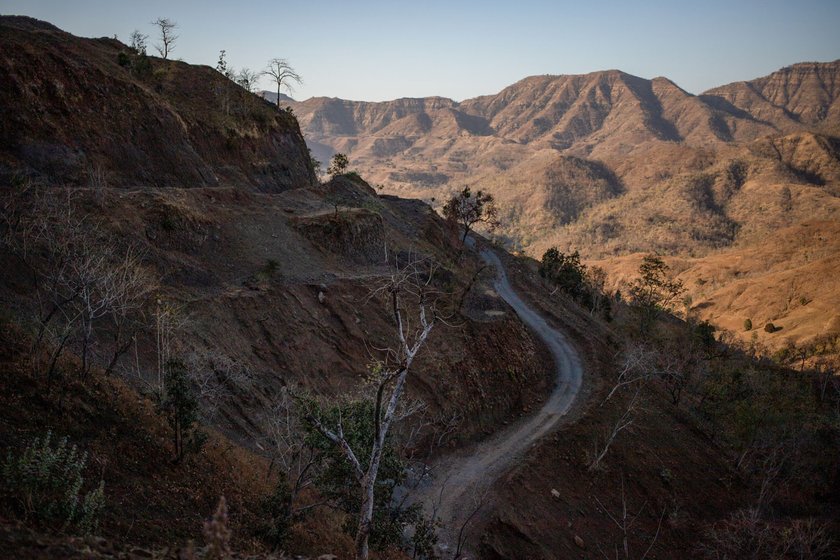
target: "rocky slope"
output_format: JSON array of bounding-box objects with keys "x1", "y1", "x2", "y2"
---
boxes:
[
  {"x1": 287, "y1": 61, "x2": 840, "y2": 177},
  {"x1": 0, "y1": 18, "x2": 558, "y2": 557},
  {"x1": 0, "y1": 16, "x2": 315, "y2": 191},
  {"x1": 2, "y1": 17, "x2": 837, "y2": 560},
  {"x1": 704, "y1": 61, "x2": 840, "y2": 134},
  {"x1": 282, "y1": 61, "x2": 840, "y2": 356}
]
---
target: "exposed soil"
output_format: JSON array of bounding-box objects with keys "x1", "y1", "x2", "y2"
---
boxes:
[{"x1": 413, "y1": 238, "x2": 585, "y2": 556}]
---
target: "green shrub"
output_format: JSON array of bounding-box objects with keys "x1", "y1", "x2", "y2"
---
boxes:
[
  {"x1": 744, "y1": 318, "x2": 752, "y2": 331},
  {"x1": 539, "y1": 247, "x2": 589, "y2": 303},
  {"x1": 117, "y1": 52, "x2": 131, "y2": 67},
  {"x1": 1, "y1": 431, "x2": 105, "y2": 533},
  {"x1": 160, "y1": 214, "x2": 177, "y2": 232},
  {"x1": 764, "y1": 322, "x2": 777, "y2": 333},
  {"x1": 257, "y1": 476, "x2": 293, "y2": 549},
  {"x1": 262, "y1": 259, "x2": 279, "y2": 277},
  {"x1": 159, "y1": 360, "x2": 205, "y2": 462},
  {"x1": 344, "y1": 171, "x2": 364, "y2": 183}
]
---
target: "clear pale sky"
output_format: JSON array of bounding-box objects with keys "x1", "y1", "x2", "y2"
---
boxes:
[{"x1": 4, "y1": 0, "x2": 840, "y2": 101}]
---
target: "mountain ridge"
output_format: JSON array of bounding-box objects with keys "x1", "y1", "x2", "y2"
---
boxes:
[{"x1": 278, "y1": 60, "x2": 840, "y2": 356}]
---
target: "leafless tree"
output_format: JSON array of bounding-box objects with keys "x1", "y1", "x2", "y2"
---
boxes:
[
  {"x1": 594, "y1": 476, "x2": 665, "y2": 560},
  {"x1": 102, "y1": 246, "x2": 154, "y2": 375},
  {"x1": 263, "y1": 58, "x2": 302, "y2": 107},
  {"x1": 152, "y1": 298, "x2": 186, "y2": 397},
  {"x1": 250, "y1": 386, "x2": 331, "y2": 540},
  {"x1": 430, "y1": 410, "x2": 463, "y2": 452},
  {"x1": 453, "y1": 483, "x2": 490, "y2": 560},
  {"x1": 182, "y1": 349, "x2": 254, "y2": 418},
  {"x1": 152, "y1": 17, "x2": 178, "y2": 59},
  {"x1": 303, "y1": 257, "x2": 438, "y2": 560},
  {"x1": 72, "y1": 241, "x2": 152, "y2": 377},
  {"x1": 700, "y1": 511, "x2": 832, "y2": 560},
  {"x1": 129, "y1": 29, "x2": 148, "y2": 55},
  {"x1": 604, "y1": 346, "x2": 655, "y2": 403},
  {"x1": 590, "y1": 388, "x2": 641, "y2": 472},
  {"x1": 236, "y1": 68, "x2": 259, "y2": 93},
  {"x1": 87, "y1": 165, "x2": 108, "y2": 205},
  {"x1": 19, "y1": 190, "x2": 107, "y2": 378},
  {"x1": 3, "y1": 186, "x2": 153, "y2": 380}
]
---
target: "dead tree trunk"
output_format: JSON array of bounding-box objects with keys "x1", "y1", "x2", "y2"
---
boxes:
[{"x1": 306, "y1": 258, "x2": 437, "y2": 560}]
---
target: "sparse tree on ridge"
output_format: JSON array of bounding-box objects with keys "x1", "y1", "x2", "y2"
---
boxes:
[
  {"x1": 129, "y1": 30, "x2": 148, "y2": 55},
  {"x1": 629, "y1": 254, "x2": 685, "y2": 333},
  {"x1": 236, "y1": 68, "x2": 259, "y2": 93},
  {"x1": 215, "y1": 49, "x2": 234, "y2": 79},
  {"x1": 263, "y1": 58, "x2": 302, "y2": 107},
  {"x1": 327, "y1": 153, "x2": 349, "y2": 177},
  {"x1": 442, "y1": 186, "x2": 499, "y2": 247},
  {"x1": 152, "y1": 17, "x2": 178, "y2": 59}
]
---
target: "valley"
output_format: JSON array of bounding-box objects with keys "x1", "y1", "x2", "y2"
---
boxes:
[
  {"x1": 281, "y1": 61, "x2": 840, "y2": 359},
  {"x1": 0, "y1": 13, "x2": 837, "y2": 560}
]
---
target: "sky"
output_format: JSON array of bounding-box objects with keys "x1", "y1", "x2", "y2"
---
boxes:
[{"x1": 4, "y1": 0, "x2": 840, "y2": 102}]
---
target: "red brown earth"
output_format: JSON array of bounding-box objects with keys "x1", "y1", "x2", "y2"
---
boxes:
[
  {"x1": 280, "y1": 61, "x2": 840, "y2": 360},
  {"x1": 1, "y1": 16, "x2": 838, "y2": 560}
]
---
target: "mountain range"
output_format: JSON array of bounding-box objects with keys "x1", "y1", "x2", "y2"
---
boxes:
[
  {"x1": 1, "y1": 16, "x2": 838, "y2": 559},
  {"x1": 275, "y1": 61, "x2": 840, "y2": 353},
  {"x1": 281, "y1": 60, "x2": 840, "y2": 179}
]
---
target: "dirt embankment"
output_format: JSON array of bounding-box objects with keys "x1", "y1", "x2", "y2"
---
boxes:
[
  {"x1": 414, "y1": 239, "x2": 586, "y2": 555},
  {"x1": 0, "y1": 16, "x2": 315, "y2": 190}
]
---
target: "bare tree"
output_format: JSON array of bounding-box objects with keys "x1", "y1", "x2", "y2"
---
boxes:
[
  {"x1": 604, "y1": 346, "x2": 655, "y2": 403},
  {"x1": 102, "y1": 246, "x2": 154, "y2": 375},
  {"x1": 129, "y1": 29, "x2": 148, "y2": 55},
  {"x1": 590, "y1": 388, "x2": 641, "y2": 472},
  {"x1": 153, "y1": 298, "x2": 185, "y2": 397},
  {"x1": 263, "y1": 58, "x2": 302, "y2": 107},
  {"x1": 236, "y1": 68, "x2": 259, "y2": 93},
  {"x1": 152, "y1": 17, "x2": 178, "y2": 59},
  {"x1": 256, "y1": 388, "x2": 328, "y2": 532},
  {"x1": 594, "y1": 476, "x2": 665, "y2": 560},
  {"x1": 183, "y1": 349, "x2": 254, "y2": 418},
  {"x1": 303, "y1": 257, "x2": 438, "y2": 560},
  {"x1": 453, "y1": 483, "x2": 490, "y2": 559},
  {"x1": 2, "y1": 186, "x2": 154, "y2": 381},
  {"x1": 701, "y1": 511, "x2": 832, "y2": 560}
]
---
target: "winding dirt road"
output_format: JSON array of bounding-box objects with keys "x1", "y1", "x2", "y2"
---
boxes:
[{"x1": 415, "y1": 242, "x2": 585, "y2": 555}]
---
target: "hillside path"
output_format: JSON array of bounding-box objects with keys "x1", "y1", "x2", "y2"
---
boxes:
[{"x1": 414, "y1": 240, "x2": 585, "y2": 555}]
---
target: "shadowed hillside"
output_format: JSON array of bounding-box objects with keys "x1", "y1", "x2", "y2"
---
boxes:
[
  {"x1": 282, "y1": 61, "x2": 840, "y2": 358},
  {"x1": 1, "y1": 17, "x2": 838, "y2": 560},
  {"x1": 0, "y1": 16, "x2": 315, "y2": 191}
]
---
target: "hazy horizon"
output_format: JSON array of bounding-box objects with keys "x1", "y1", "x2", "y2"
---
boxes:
[{"x1": 4, "y1": 0, "x2": 840, "y2": 102}]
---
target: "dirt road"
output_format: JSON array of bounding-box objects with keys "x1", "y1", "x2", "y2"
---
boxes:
[{"x1": 414, "y1": 241, "x2": 585, "y2": 556}]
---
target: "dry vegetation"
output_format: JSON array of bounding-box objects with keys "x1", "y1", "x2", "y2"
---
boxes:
[
  {"x1": 287, "y1": 61, "x2": 840, "y2": 366},
  {"x1": 1, "y1": 16, "x2": 838, "y2": 560}
]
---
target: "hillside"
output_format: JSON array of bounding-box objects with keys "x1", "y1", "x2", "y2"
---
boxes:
[
  {"x1": 283, "y1": 61, "x2": 840, "y2": 358},
  {"x1": 288, "y1": 61, "x2": 840, "y2": 182},
  {"x1": 1, "y1": 17, "x2": 838, "y2": 560},
  {"x1": 0, "y1": 16, "x2": 315, "y2": 190}
]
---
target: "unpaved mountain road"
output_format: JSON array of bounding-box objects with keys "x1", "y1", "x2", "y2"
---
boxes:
[{"x1": 414, "y1": 241, "x2": 585, "y2": 556}]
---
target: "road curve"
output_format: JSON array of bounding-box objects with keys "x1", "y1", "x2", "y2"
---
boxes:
[{"x1": 415, "y1": 241, "x2": 585, "y2": 554}]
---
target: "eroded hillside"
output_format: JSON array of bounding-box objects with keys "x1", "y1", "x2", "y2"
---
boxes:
[
  {"x1": 282, "y1": 61, "x2": 840, "y2": 358},
  {"x1": 1, "y1": 17, "x2": 838, "y2": 560},
  {"x1": 0, "y1": 16, "x2": 315, "y2": 190}
]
